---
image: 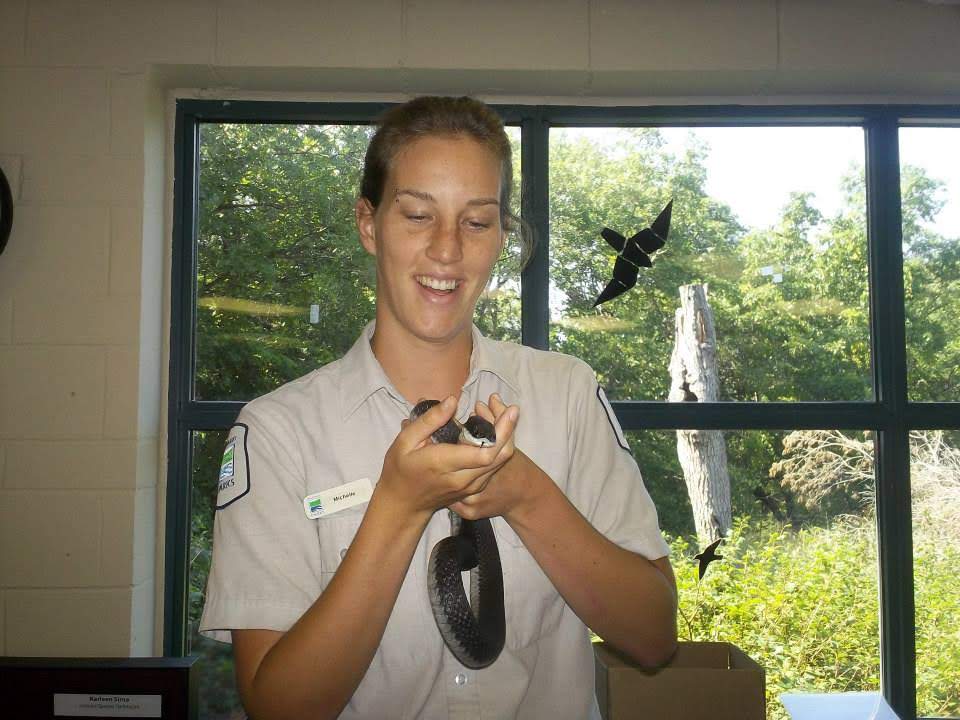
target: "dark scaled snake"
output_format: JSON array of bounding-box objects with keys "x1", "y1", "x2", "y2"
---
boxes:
[{"x1": 410, "y1": 399, "x2": 506, "y2": 669}]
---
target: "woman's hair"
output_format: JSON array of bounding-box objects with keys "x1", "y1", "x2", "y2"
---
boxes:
[{"x1": 360, "y1": 96, "x2": 533, "y2": 268}]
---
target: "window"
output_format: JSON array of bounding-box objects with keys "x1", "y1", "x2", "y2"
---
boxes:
[
  {"x1": 899, "y1": 125, "x2": 960, "y2": 717},
  {"x1": 548, "y1": 126, "x2": 870, "y2": 401},
  {"x1": 899, "y1": 126, "x2": 960, "y2": 403},
  {"x1": 168, "y1": 102, "x2": 960, "y2": 720}
]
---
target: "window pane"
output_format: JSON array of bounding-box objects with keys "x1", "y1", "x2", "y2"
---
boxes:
[
  {"x1": 911, "y1": 430, "x2": 960, "y2": 716},
  {"x1": 475, "y1": 125, "x2": 523, "y2": 343},
  {"x1": 195, "y1": 123, "x2": 523, "y2": 399},
  {"x1": 626, "y1": 428, "x2": 880, "y2": 720},
  {"x1": 549, "y1": 127, "x2": 870, "y2": 401},
  {"x1": 899, "y1": 126, "x2": 960, "y2": 402},
  {"x1": 195, "y1": 123, "x2": 376, "y2": 401},
  {"x1": 189, "y1": 430, "x2": 244, "y2": 719}
]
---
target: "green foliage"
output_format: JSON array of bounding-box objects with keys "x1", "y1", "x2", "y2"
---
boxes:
[
  {"x1": 914, "y1": 529, "x2": 960, "y2": 717},
  {"x1": 669, "y1": 518, "x2": 959, "y2": 719},
  {"x1": 673, "y1": 520, "x2": 881, "y2": 719},
  {"x1": 195, "y1": 123, "x2": 377, "y2": 400}
]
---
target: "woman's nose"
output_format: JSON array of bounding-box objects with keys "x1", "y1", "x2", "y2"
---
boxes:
[{"x1": 426, "y1": 222, "x2": 464, "y2": 263}]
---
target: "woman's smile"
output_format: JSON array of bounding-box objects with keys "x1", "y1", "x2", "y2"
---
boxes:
[{"x1": 415, "y1": 275, "x2": 462, "y2": 293}]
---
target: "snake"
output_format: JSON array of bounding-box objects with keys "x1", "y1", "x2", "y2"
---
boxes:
[{"x1": 410, "y1": 400, "x2": 506, "y2": 669}]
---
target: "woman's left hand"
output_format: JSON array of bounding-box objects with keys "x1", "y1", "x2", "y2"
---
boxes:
[{"x1": 448, "y1": 393, "x2": 545, "y2": 523}]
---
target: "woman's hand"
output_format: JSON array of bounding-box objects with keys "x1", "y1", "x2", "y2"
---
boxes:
[
  {"x1": 374, "y1": 395, "x2": 519, "y2": 523},
  {"x1": 448, "y1": 393, "x2": 543, "y2": 523}
]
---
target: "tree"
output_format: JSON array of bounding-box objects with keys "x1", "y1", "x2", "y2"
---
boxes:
[{"x1": 669, "y1": 284, "x2": 732, "y2": 543}]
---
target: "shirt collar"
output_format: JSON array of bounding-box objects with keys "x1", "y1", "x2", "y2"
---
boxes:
[
  {"x1": 338, "y1": 321, "x2": 522, "y2": 420},
  {"x1": 465, "y1": 325, "x2": 522, "y2": 399},
  {"x1": 337, "y1": 321, "x2": 401, "y2": 420}
]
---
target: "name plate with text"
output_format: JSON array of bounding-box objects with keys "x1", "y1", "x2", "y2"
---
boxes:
[{"x1": 1, "y1": 656, "x2": 197, "y2": 719}]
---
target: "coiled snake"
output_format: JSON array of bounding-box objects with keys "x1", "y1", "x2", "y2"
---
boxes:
[{"x1": 410, "y1": 400, "x2": 506, "y2": 669}]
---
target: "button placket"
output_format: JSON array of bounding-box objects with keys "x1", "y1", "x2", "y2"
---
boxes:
[{"x1": 443, "y1": 646, "x2": 481, "y2": 717}]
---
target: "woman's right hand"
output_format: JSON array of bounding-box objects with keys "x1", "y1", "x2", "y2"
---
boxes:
[{"x1": 375, "y1": 395, "x2": 519, "y2": 522}]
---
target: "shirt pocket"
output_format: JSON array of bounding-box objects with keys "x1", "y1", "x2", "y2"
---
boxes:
[
  {"x1": 492, "y1": 518, "x2": 566, "y2": 649},
  {"x1": 315, "y1": 507, "x2": 366, "y2": 592}
]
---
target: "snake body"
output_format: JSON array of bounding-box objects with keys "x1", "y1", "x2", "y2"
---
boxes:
[{"x1": 411, "y1": 400, "x2": 506, "y2": 669}]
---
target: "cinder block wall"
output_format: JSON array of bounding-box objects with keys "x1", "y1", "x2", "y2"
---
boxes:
[{"x1": 1, "y1": 0, "x2": 959, "y2": 658}]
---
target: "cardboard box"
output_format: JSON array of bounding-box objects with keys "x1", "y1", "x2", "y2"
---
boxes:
[{"x1": 595, "y1": 641, "x2": 765, "y2": 720}]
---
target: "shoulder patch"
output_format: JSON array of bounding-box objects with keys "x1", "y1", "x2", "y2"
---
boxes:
[
  {"x1": 596, "y1": 385, "x2": 631, "y2": 452},
  {"x1": 216, "y1": 423, "x2": 251, "y2": 510}
]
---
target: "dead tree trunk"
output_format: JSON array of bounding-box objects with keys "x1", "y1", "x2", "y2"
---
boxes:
[{"x1": 669, "y1": 284, "x2": 732, "y2": 544}]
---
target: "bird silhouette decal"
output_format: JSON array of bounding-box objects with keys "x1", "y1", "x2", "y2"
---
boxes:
[
  {"x1": 593, "y1": 200, "x2": 673, "y2": 307},
  {"x1": 693, "y1": 537, "x2": 723, "y2": 581}
]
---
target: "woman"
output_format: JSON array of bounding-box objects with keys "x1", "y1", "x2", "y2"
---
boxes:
[{"x1": 200, "y1": 96, "x2": 677, "y2": 720}]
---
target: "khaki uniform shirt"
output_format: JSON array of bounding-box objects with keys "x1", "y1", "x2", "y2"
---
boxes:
[{"x1": 200, "y1": 322, "x2": 670, "y2": 719}]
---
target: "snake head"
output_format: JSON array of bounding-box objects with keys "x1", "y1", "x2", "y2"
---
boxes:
[
  {"x1": 460, "y1": 416, "x2": 496, "y2": 447},
  {"x1": 410, "y1": 400, "x2": 497, "y2": 447}
]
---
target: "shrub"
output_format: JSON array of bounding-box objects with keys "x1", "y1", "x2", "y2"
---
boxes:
[{"x1": 672, "y1": 517, "x2": 960, "y2": 719}]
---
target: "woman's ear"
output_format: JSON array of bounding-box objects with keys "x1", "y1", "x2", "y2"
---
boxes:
[{"x1": 355, "y1": 197, "x2": 377, "y2": 256}]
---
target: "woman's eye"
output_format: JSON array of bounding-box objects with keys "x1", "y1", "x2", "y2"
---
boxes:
[
  {"x1": 406, "y1": 214, "x2": 428, "y2": 222},
  {"x1": 467, "y1": 220, "x2": 491, "y2": 230}
]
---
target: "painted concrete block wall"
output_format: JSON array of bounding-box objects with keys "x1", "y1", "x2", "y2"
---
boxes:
[{"x1": 1, "y1": 0, "x2": 959, "y2": 659}]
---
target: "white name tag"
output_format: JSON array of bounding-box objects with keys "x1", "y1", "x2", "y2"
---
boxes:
[{"x1": 304, "y1": 478, "x2": 373, "y2": 519}]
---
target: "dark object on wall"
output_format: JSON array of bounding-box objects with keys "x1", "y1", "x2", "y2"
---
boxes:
[
  {"x1": 0, "y1": 656, "x2": 198, "y2": 719},
  {"x1": 0, "y1": 165, "x2": 12, "y2": 256},
  {"x1": 593, "y1": 199, "x2": 673, "y2": 307}
]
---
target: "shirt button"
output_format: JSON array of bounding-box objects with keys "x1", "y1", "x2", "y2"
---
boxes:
[
  {"x1": 454, "y1": 673, "x2": 467, "y2": 686},
  {"x1": 340, "y1": 548, "x2": 348, "y2": 560}
]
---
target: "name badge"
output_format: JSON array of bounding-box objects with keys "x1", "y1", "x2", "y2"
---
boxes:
[{"x1": 303, "y1": 478, "x2": 373, "y2": 519}]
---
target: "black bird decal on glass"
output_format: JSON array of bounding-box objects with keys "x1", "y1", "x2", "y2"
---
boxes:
[
  {"x1": 593, "y1": 200, "x2": 673, "y2": 307},
  {"x1": 693, "y1": 537, "x2": 723, "y2": 581}
]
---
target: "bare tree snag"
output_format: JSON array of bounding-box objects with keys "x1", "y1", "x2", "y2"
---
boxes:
[{"x1": 669, "y1": 284, "x2": 732, "y2": 544}]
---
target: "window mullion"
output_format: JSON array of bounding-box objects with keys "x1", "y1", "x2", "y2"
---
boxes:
[
  {"x1": 165, "y1": 104, "x2": 201, "y2": 657},
  {"x1": 865, "y1": 113, "x2": 915, "y2": 720},
  {"x1": 520, "y1": 109, "x2": 550, "y2": 350}
]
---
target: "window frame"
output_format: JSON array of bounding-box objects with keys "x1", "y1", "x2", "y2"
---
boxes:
[{"x1": 167, "y1": 99, "x2": 960, "y2": 720}]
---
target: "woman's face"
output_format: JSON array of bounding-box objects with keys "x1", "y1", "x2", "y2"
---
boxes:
[{"x1": 357, "y1": 134, "x2": 505, "y2": 348}]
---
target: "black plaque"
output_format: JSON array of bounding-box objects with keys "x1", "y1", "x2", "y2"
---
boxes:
[{"x1": 0, "y1": 656, "x2": 198, "y2": 720}]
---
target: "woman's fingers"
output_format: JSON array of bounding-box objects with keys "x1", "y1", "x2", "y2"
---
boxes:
[
  {"x1": 492, "y1": 402, "x2": 519, "y2": 445},
  {"x1": 488, "y1": 393, "x2": 510, "y2": 417},
  {"x1": 474, "y1": 400, "x2": 495, "y2": 423},
  {"x1": 388, "y1": 394, "x2": 519, "y2": 513}
]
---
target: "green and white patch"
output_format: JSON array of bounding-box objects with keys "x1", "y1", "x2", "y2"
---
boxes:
[
  {"x1": 219, "y1": 443, "x2": 235, "y2": 482},
  {"x1": 216, "y1": 424, "x2": 250, "y2": 509}
]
